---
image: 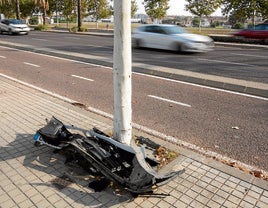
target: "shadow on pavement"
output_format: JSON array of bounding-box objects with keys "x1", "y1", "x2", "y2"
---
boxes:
[{"x1": 0, "y1": 133, "x2": 132, "y2": 207}]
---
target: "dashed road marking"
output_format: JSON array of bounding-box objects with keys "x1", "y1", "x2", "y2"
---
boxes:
[
  {"x1": 148, "y1": 94, "x2": 191, "y2": 107},
  {"x1": 23, "y1": 62, "x2": 40, "y2": 67},
  {"x1": 71, "y1": 74, "x2": 94, "y2": 82}
]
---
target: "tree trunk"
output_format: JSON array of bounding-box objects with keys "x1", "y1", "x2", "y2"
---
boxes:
[
  {"x1": 77, "y1": 0, "x2": 81, "y2": 31},
  {"x1": 15, "y1": 0, "x2": 20, "y2": 20}
]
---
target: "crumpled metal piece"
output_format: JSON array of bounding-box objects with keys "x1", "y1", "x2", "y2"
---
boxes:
[{"x1": 34, "y1": 116, "x2": 185, "y2": 194}]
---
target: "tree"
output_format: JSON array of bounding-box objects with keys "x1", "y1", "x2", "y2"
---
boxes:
[
  {"x1": 222, "y1": 0, "x2": 268, "y2": 26},
  {"x1": 185, "y1": 0, "x2": 221, "y2": 30},
  {"x1": 144, "y1": 0, "x2": 169, "y2": 23},
  {"x1": 87, "y1": 0, "x2": 112, "y2": 22},
  {"x1": 131, "y1": 0, "x2": 138, "y2": 18},
  {"x1": 20, "y1": 0, "x2": 35, "y2": 19},
  {"x1": 0, "y1": 0, "x2": 20, "y2": 19},
  {"x1": 34, "y1": 0, "x2": 49, "y2": 25},
  {"x1": 0, "y1": 0, "x2": 16, "y2": 18}
]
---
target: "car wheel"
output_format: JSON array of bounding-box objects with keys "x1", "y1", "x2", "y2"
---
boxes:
[
  {"x1": 8, "y1": 29, "x2": 13, "y2": 35},
  {"x1": 134, "y1": 39, "x2": 144, "y2": 48},
  {"x1": 177, "y1": 43, "x2": 186, "y2": 52}
]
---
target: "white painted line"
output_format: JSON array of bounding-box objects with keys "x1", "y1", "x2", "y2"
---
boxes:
[
  {"x1": 31, "y1": 38, "x2": 48, "y2": 41},
  {"x1": 231, "y1": 53, "x2": 267, "y2": 58},
  {"x1": 71, "y1": 74, "x2": 94, "y2": 82},
  {"x1": 198, "y1": 58, "x2": 256, "y2": 67},
  {"x1": 0, "y1": 55, "x2": 6, "y2": 58},
  {"x1": 135, "y1": 72, "x2": 268, "y2": 101},
  {"x1": 64, "y1": 37, "x2": 80, "y2": 40},
  {"x1": 87, "y1": 44, "x2": 112, "y2": 49},
  {"x1": 23, "y1": 62, "x2": 40, "y2": 67},
  {"x1": 148, "y1": 95, "x2": 191, "y2": 107}
]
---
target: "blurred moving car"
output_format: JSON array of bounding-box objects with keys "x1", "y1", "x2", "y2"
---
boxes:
[
  {"x1": 132, "y1": 24, "x2": 214, "y2": 52},
  {"x1": 0, "y1": 19, "x2": 30, "y2": 35},
  {"x1": 233, "y1": 23, "x2": 268, "y2": 40}
]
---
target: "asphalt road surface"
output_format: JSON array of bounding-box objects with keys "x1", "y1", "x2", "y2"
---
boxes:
[
  {"x1": 0, "y1": 30, "x2": 267, "y2": 84},
  {"x1": 0, "y1": 37, "x2": 267, "y2": 173}
]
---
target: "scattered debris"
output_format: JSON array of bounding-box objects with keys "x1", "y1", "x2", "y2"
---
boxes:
[
  {"x1": 34, "y1": 117, "x2": 185, "y2": 194},
  {"x1": 50, "y1": 174, "x2": 74, "y2": 190}
]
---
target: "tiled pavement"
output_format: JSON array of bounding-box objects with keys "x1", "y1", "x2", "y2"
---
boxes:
[{"x1": 0, "y1": 75, "x2": 268, "y2": 208}]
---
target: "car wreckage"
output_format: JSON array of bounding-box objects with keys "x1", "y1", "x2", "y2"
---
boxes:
[{"x1": 33, "y1": 117, "x2": 184, "y2": 194}]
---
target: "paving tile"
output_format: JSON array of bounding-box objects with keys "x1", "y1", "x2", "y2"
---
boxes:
[
  {"x1": 206, "y1": 200, "x2": 221, "y2": 208},
  {"x1": 180, "y1": 194, "x2": 193, "y2": 204},
  {"x1": 138, "y1": 200, "x2": 155, "y2": 208},
  {"x1": 260, "y1": 194, "x2": 268, "y2": 204},
  {"x1": 255, "y1": 200, "x2": 268, "y2": 208},
  {"x1": 239, "y1": 201, "x2": 257, "y2": 208},
  {"x1": 244, "y1": 194, "x2": 258, "y2": 205},
  {"x1": 232, "y1": 189, "x2": 245, "y2": 199},
  {"x1": 239, "y1": 181, "x2": 252, "y2": 189},
  {"x1": 17, "y1": 199, "x2": 35, "y2": 208},
  {"x1": 196, "y1": 194, "x2": 209, "y2": 205},
  {"x1": 190, "y1": 199, "x2": 204, "y2": 208},
  {"x1": 223, "y1": 200, "x2": 237, "y2": 208},
  {"x1": 0, "y1": 199, "x2": 16, "y2": 208},
  {"x1": 227, "y1": 194, "x2": 241, "y2": 205},
  {"x1": 174, "y1": 200, "x2": 188, "y2": 208},
  {"x1": 211, "y1": 194, "x2": 225, "y2": 205},
  {"x1": 247, "y1": 189, "x2": 262, "y2": 200}
]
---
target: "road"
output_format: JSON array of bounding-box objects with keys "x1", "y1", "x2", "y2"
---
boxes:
[
  {"x1": 0, "y1": 31, "x2": 267, "y2": 172},
  {"x1": 0, "y1": 31, "x2": 267, "y2": 84}
]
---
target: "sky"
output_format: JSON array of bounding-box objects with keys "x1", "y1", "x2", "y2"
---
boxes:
[{"x1": 136, "y1": 0, "x2": 222, "y2": 16}]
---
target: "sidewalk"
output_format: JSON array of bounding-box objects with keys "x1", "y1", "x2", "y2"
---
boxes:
[{"x1": 1, "y1": 72, "x2": 268, "y2": 207}]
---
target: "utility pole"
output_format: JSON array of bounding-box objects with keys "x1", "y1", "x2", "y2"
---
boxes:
[{"x1": 113, "y1": 0, "x2": 132, "y2": 145}]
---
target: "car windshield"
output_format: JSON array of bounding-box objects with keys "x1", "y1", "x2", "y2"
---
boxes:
[
  {"x1": 9, "y1": 19, "x2": 25, "y2": 24},
  {"x1": 162, "y1": 26, "x2": 188, "y2": 34}
]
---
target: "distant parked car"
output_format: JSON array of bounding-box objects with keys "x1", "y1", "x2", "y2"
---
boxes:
[
  {"x1": 132, "y1": 24, "x2": 214, "y2": 53},
  {"x1": 0, "y1": 19, "x2": 30, "y2": 35},
  {"x1": 233, "y1": 23, "x2": 268, "y2": 40}
]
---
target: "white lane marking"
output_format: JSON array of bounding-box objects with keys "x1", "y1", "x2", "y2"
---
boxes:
[
  {"x1": 0, "y1": 45, "x2": 266, "y2": 101},
  {"x1": 148, "y1": 95, "x2": 191, "y2": 107},
  {"x1": 71, "y1": 74, "x2": 94, "y2": 82},
  {"x1": 198, "y1": 58, "x2": 256, "y2": 67},
  {"x1": 87, "y1": 44, "x2": 112, "y2": 49},
  {"x1": 64, "y1": 37, "x2": 80, "y2": 40},
  {"x1": 135, "y1": 72, "x2": 268, "y2": 101},
  {"x1": 23, "y1": 62, "x2": 40, "y2": 67},
  {"x1": 231, "y1": 53, "x2": 267, "y2": 58},
  {"x1": 31, "y1": 38, "x2": 48, "y2": 41},
  {"x1": 0, "y1": 55, "x2": 6, "y2": 58}
]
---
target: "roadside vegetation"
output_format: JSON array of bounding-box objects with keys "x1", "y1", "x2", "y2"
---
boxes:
[{"x1": 0, "y1": 0, "x2": 267, "y2": 32}]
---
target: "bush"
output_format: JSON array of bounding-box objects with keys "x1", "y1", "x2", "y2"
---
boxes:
[
  {"x1": 233, "y1": 22, "x2": 244, "y2": 29},
  {"x1": 34, "y1": 24, "x2": 49, "y2": 31},
  {"x1": 69, "y1": 26, "x2": 88, "y2": 33},
  {"x1": 29, "y1": 17, "x2": 38, "y2": 25}
]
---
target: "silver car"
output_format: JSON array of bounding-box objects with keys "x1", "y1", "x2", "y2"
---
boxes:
[
  {"x1": 0, "y1": 19, "x2": 30, "y2": 35},
  {"x1": 132, "y1": 24, "x2": 214, "y2": 52}
]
